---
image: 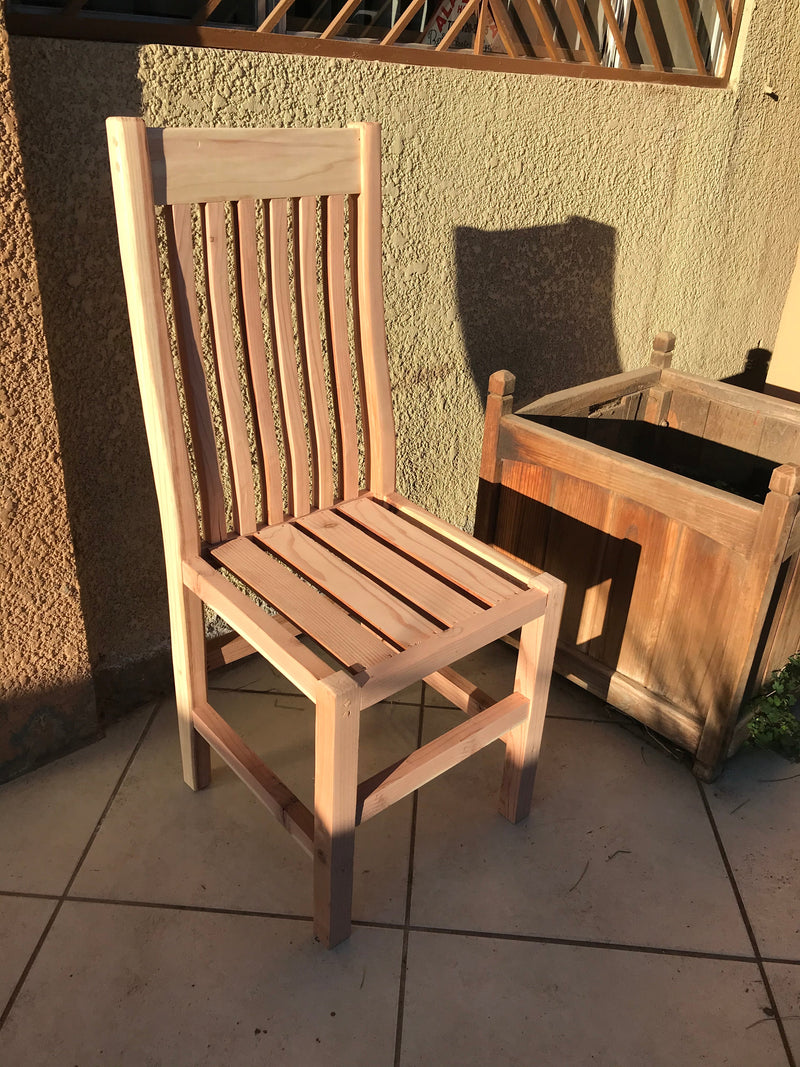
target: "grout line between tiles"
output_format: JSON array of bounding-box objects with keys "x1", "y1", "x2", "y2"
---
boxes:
[
  {"x1": 0, "y1": 701, "x2": 162, "y2": 1033},
  {"x1": 698, "y1": 779, "x2": 796, "y2": 1067},
  {"x1": 0, "y1": 890, "x2": 61, "y2": 902},
  {"x1": 392, "y1": 684, "x2": 425, "y2": 1067}
]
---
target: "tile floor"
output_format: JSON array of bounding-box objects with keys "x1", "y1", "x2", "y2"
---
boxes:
[{"x1": 1, "y1": 641, "x2": 799, "y2": 1065}]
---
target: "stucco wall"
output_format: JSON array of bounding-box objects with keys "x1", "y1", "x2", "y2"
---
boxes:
[
  {"x1": 0, "y1": 9, "x2": 96, "y2": 782},
  {"x1": 4, "y1": 0, "x2": 800, "y2": 763}
]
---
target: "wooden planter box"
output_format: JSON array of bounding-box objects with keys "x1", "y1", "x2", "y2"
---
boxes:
[{"x1": 475, "y1": 334, "x2": 800, "y2": 780}]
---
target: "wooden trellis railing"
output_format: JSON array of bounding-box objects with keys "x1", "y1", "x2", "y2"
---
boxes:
[{"x1": 7, "y1": 0, "x2": 743, "y2": 86}]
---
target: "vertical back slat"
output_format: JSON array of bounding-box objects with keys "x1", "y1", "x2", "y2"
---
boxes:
[
  {"x1": 296, "y1": 197, "x2": 335, "y2": 510},
  {"x1": 203, "y1": 200, "x2": 257, "y2": 536},
  {"x1": 267, "y1": 197, "x2": 311, "y2": 517},
  {"x1": 235, "y1": 198, "x2": 284, "y2": 525},
  {"x1": 323, "y1": 195, "x2": 360, "y2": 500},
  {"x1": 165, "y1": 203, "x2": 227, "y2": 544},
  {"x1": 352, "y1": 123, "x2": 396, "y2": 499}
]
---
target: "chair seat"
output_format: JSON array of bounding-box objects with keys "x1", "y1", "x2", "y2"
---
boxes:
[{"x1": 208, "y1": 493, "x2": 548, "y2": 708}]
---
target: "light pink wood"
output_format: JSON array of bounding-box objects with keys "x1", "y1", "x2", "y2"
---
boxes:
[
  {"x1": 203, "y1": 200, "x2": 257, "y2": 535},
  {"x1": 235, "y1": 198, "x2": 284, "y2": 525}
]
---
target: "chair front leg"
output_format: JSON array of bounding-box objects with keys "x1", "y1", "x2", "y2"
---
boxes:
[
  {"x1": 313, "y1": 672, "x2": 361, "y2": 948},
  {"x1": 499, "y1": 577, "x2": 564, "y2": 823},
  {"x1": 168, "y1": 574, "x2": 211, "y2": 791}
]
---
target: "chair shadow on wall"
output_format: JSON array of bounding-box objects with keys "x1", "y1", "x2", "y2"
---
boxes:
[{"x1": 454, "y1": 216, "x2": 622, "y2": 408}]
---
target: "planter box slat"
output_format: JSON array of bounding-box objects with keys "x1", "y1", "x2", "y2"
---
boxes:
[{"x1": 498, "y1": 413, "x2": 761, "y2": 556}]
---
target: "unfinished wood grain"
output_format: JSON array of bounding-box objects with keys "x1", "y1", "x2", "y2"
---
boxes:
[
  {"x1": 211, "y1": 536, "x2": 393, "y2": 672},
  {"x1": 497, "y1": 414, "x2": 760, "y2": 555},
  {"x1": 475, "y1": 369, "x2": 516, "y2": 542},
  {"x1": 702, "y1": 400, "x2": 764, "y2": 453},
  {"x1": 107, "y1": 117, "x2": 211, "y2": 790},
  {"x1": 165, "y1": 202, "x2": 227, "y2": 544},
  {"x1": 474, "y1": 0, "x2": 490, "y2": 54},
  {"x1": 193, "y1": 700, "x2": 314, "y2": 855},
  {"x1": 351, "y1": 123, "x2": 396, "y2": 497},
  {"x1": 423, "y1": 665, "x2": 495, "y2": 717},
  {"x1": 322, "y1": 195, "x2": 359, "y2": 500},
  {"x1": 499, "y1": 579, "x2": 563, "y2": 822},
  {"x1": 492, "y1": 461, "x2": 553, "y2": 571},
  {"x1": 519, "y1": 368, "x2": 660, "y2": 417},
  {"x1": 543, "y1": 472, "x2": 614, "y2": 650},
  {"x1": 358, "y1": 694, "x2": 527, "y2": 822},
  {"x1": 663, "y1": 369, "x2": 800, "y2": 422},
  {"x1": 267, "y1": 198, "x2": 311, "y2": 517},
  {"x1": 313, "y1": 673, "x2": 360, "y2": 947},
  {"x1": 257, "y1": 522, "x2": 442, "y2": 647},
  {"x1": 754, "y1": 550, "x2": 800, "y2": 687},
  {"x1": 355, "y1": 583, "x2": 551, "y2": 710},
  {"x1": 299, "y1": 507, "x2": 482, "y2": 626},
  {"x1": 184, "y1": 555, "x2": 332, "y2": 697},
  {"x1": 234, "y1": 198, "x2": 284, "y2": 525},
  {"x1": 756, "y1": 417, "x2": 800, "y2": 466},
  {"x1": 555, "y1": 643, "x2": 704, "y2": 751},
  {"x1": 643, "y1": 384, "x2": 672, "y2": 425},
  {"x1": 341, "y1": 496, "x2": 520, "y2": 603},
  {"x1": 147, "y1": 126, "x2": 361, "y2": 205},
  {"x1": 295, "y1": 196, "x2": 334, "y2": 509},
  {"x1": 386, "y1": 492, "x2": 541, "y2": 587},
  {"x1": 203, "y1": 200, "x2": 257, "y2": 535}
]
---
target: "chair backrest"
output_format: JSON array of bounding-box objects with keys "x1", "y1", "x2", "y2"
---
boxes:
[{"x1": 106, "y1": 118, "x2": 396, "y2": 560}]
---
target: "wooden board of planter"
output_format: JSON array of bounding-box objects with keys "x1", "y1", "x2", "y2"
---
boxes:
[{"x1": 475, "y1": 333, "x2": 800, "y2": 780}]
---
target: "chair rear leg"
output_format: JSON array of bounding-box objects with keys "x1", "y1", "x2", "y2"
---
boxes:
[
  {"x1": 498, "y1": 578, "x2": 564, "y2": 823},
  {"x1": 313, "y1": 674, "x2": 360, "y2": 948},
  {"x1": 169, "y1": 577, "x2": 211, "y2": 791}
]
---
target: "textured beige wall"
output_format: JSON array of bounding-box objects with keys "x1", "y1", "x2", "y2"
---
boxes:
[
  {"x1": 767, "y1": 240, "x2": 800, "y2": 392},
  {"x1": 5, "y1": 0, "x2": 800, "y2": 741},
  {"x1": 0, "y1": 10, "x2": 96, "y2": 781}
]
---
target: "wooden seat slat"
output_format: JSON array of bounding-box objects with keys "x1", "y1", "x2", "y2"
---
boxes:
[
  {"x1": 258, "y1": 522, "x2": 442, "y2": 647},
  {"x1": 211, "y1": 536, "x2": 392, "y2": 672},
  {"x1": 299, "y1": 506, "x2": 483, "y2": 626},
  {"x1": 339, "y1": 496, "x2": 520, "y2": 603}
]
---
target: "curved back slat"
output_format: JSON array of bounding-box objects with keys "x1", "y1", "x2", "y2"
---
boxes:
[
  {"x1": 165, "y1": 203, "x2": 227, "y2": 544},
  {"x1": 322, "y1": 194, "x2": 359, "y2": 501},
  {"x1": 203, "y1": 200, "x2": 257, "y2": 536},
  {"x1": 234, "y1": 198, "x2": 284, "y2": 525},
  {"x1": 295, "y1": 196, "x2": 335, "y2": 510}
]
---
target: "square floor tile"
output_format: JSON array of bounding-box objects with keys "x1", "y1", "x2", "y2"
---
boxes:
[
  {"x1": 705, "y1": 746, "x2": 800, "y2": 959},
  {"x1": 410, "y1": 710, "x2": 751, "y2": 954},
  {"x1": 423, "y1": 641, "x2": 617, "y2": 722},
  {"x1": 766, "y1": 963, "x2": 800, "y2": 1062},
  {"x1": 399, "y1": 931, "x2": 783, "y2": 1066},
  {"x1": 1, "y1": 900, "x2": 402, "y2": 1066},
  {"x1": 0, "y1": 709, "x2": 152, "y2": 895},
  {"x1": 0, "y1": 895, "x2": 56, "y2": 1009},
  {"x1": 72, "y1": 691, "x2": 419, "y2": 923}
]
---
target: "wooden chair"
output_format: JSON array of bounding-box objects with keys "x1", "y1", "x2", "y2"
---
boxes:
[{"x1": 106, "y1": 118, "x2": 565, "y2": 947}]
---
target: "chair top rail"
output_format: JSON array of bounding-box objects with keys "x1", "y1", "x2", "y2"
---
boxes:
[{"x1": 146, "y1": 126, "x2": 362, "y2": 205}]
